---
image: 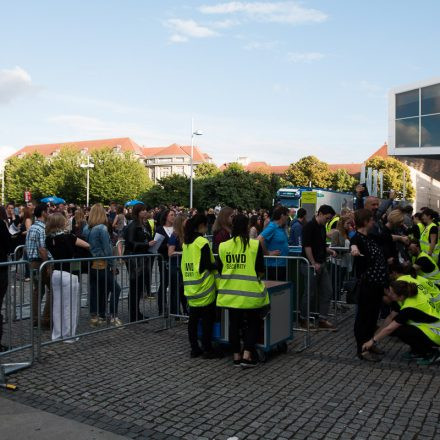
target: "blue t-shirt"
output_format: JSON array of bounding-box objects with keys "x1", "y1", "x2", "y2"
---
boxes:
[{"x1": 261, "y1": 221, "x2": 289, "y2": 267}]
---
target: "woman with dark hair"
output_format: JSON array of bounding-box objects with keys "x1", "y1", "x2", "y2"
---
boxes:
[
  {"x1": 124, "y1": 203, "x2": 156, "y2": 322},
  {"x1": 212, "y1": 206, "x2": 233, "y2": 254},
  {"x1": 363, "y1": 280, "x2": 440, "y2": 365},
  {"x1": 181, "y1": 214, "x2": 218, "y2": 358},
  {"x1": 350, "y1": 208, "x2": 388, "y2": 361},
  {"x1": 156, "y1": 209, "x2": 175, "y2": 315},
  {"x1": 0, "y1": 206, "x2": 12, "y2": 351},
  {"x1": 249, "y1": 215, "x2": 262, "y2": 239},
  {"x1": 217, "y1": 214, "x2": 267, "y2": 368}
]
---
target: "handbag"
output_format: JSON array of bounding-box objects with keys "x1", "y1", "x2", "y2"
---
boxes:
[{"x1": 342, "y1": 278, "x2": 361, "y2": 304}]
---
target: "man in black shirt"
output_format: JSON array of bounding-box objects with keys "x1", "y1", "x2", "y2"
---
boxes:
[{"x1": 300, "y1": 205, "x2": 337, "y2": 330}]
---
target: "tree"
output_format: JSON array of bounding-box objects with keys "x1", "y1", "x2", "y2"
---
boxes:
[
  {"x1": 330, "y1": 169, "x2": 357, "y2": 192},
  {"x1": 365, "y1": 157, "x2": 415, "y2": 200},
  {"x1": 194, "y1": 162, "x2": 219, "y2": 179},
  {"x1": 89, "y1": 149, "x2": 152, "y2": 204},
  {"x1": 141, "y1": 174, "x2": 190, "y2": 207},
  {"x1": 4, "y1": 152, "x2": 51, "y2": 202},
  {"x1": 284, "y1": 156, "x2": 332, "y2": 188}
]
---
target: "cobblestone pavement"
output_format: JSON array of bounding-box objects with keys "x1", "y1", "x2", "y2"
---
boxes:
[{"x1": 2, "y1": 309, "x2": 440, "y2": 440}]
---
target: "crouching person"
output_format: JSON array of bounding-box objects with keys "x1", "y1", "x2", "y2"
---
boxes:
[
  {"x1": 363, "y1": 280, "x2": 440, "y2": 365},
  {"x1": 181, "y1": 214, "x2": 218, "y2": 359}
]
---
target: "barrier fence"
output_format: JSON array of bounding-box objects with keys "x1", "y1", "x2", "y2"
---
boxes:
[{"x1": 1, "y1": 243, "x2": 352, "y2": 384}]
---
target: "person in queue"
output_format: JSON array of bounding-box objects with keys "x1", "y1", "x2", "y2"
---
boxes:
[
  {"x1": 257, "y1": 205, "x2": 289, "y2": 281},
  {"x1": 408, "y1": 239, "x2": 440, "y2": 287},
  {"x1": 168, "y1": 213, "x2": 188, "y2": 316},
  {"x1": 83, "y1": 204, "x2": 122, "y2": 327},
  {"x1": 45, "y1": 213, "x2": 90, "y2": 341},
  {"x1": 300, "y1": 204, "x2": 337, "y2": 330},
  {"x1": 217, "y1": 214, "x2": 268, "y2": 368},
  {"x1": 0, "y1": 206, "x2": 12, "y2": 351},
  {"x1": 26, "y1": 203, "x2": 51, "y2": 329},
  {"x1": 212, "y1": 206, "x2": 233, "y2": 254},
  {"x1": 351, "y1": 208, "x2": 388, "y2": 361},
  {"x1": 124, "y1": 203, "x2": 155, "y2": 322},
  {"x1": 363, "y1": 280, "x2": 440, "y2": 365},
  {"x1": 289, "y1": 207, "x2": 307, "y2": 246},
  {"x1": 181, "y1": 214, "x2": 219, "y2": 358}
]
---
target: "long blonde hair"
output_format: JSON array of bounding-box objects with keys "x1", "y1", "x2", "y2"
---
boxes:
[
  {"x1": 213, "y1": 206, "x2": 233, "y2": 234},
  {"x1": 88, "y1": 203, "x2": 108, "y2": 228},
  {"x1": 173, "y1": 213, "x2": 187, "y2": 244},
  {"x1": 46, "y1": 213, "x2": 67, "y2": 236}
]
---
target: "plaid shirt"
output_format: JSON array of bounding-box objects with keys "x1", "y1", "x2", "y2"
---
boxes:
[{"x1": 25, "y1": 220, "x2": 47, "y2": 261}]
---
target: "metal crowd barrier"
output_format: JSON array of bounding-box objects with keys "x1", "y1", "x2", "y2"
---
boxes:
[
  {"x1": 35, "y1": 253, "x2": 165, "y2": 361},
  {"x1": 0, "y1": 260, "x2": 34, "y2": 389},
  {"x1": 166, "y1": 253, "x2": 314, "y2": 351}
]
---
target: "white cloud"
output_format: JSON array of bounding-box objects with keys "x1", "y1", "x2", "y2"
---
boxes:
[
  {"x1": 199, "y1": 1, "x2": 327, "y2": 25},
  {"x1": 286, "y1": 52, "x2": 325, "y2": 63},
  {"x1": 0, "y1": 66, "x2": 35, "y2": 104},
  {"x1": 0, "y1": 145, "x2": 22, "y2": 163},
  {"x1": 165, "y1": 19, "x2": 218, "y2": 43}
]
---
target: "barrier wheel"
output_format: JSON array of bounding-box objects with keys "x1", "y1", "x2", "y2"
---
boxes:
[{"x1": 278, "y1": 342, "x2": 288, "y2": 354}]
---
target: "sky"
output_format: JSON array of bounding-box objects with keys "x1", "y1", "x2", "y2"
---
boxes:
[{"x1": 1, "y1": 0, "x2": 440, "y2": 166}]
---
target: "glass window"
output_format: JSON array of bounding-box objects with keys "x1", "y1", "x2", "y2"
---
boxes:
[
  {"x1": 421, "y1": 114, "x2": 440, "y2": 147},
  {"x1": 396, "y1": 118, "x2": 419, "y2": 148},
  {"x1": 396, "y1": 89, "x2": 419, "y2": 119},
  {"x1": 422, "y1": 83, "x2": 440, "y2": 115}
]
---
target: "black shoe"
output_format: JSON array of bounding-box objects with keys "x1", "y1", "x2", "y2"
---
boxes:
[
  {"x1": 233, "y1": 358, "x2": 242, "y2": 367},
  {"x1": 190, "y1": 348, "x2": 203, "y2": 358},
  {"x1": 240, "y1": 358, "x2": 258, "y2": 368}
]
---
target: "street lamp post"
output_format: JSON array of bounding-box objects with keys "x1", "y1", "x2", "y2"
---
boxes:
[
  {"x1": 80, "y1": 154, "x2": 94, "y2": 206},
  {"x1": 1, "y1": 161, "x2": 5, "y2": 206},
  {"x1": 190, "y1": 117, "x2": 203, "y2": 209}
]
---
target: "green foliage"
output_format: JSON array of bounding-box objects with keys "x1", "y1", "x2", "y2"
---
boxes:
[
  {"x1": 4, "y1": 148, "x2": 152, "y2": 204},
  {"x1": 284, "y1": 156, "x2": 332, "y2": 188},
  {"x1": 4, "y1": 153, "x2": 51, "y2": 202},
  {"x1": 331, "y1": 169, "x2": 357, "y2": 192},
  {"x1": 141, "y1": 174, "x2": 190, "y2": 207},
  {"x1": 89, "y1": 149, "x2": 152, "y2": 204},
  {"x1": 194, "y1": 162, "x2": 219, "y2": 179},
  {"x1": 366, "y1": 156, "x2": 415, "y2": 200}
]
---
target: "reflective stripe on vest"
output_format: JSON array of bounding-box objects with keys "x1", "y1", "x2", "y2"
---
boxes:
[
  {"x1": 400, "y1": 292, "x2": 440, "y2": 345},
  {"x1": 416, "y1": 251, "x2": 440, "y2": 285},
  {"x1": 181, "y1": 236, "x2": 216, "y2": 307},
  {"x1": 217, "y1": 237, "x2": 269, "y2": 309},
  {"x1": 420, "y1": 223, "x2": 440, "y2": 258}
]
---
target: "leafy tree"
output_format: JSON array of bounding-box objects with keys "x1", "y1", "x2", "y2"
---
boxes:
[
  {"x1": 366, "y1": 156, "x2": 414, "y2": 200},
  {"x1": 225, "y1": 162, "x2": 244, "y2": 172},
  {"x1": 141, "y1": 174, "x2": 190, "y2": 207},
  {"x1": 330, "y1": 169, "x2": 357, "y2": 192},
  {"x1": 195, "y1": 162, "x2": 219, "y2": 179},
  {"x1": 284, "y1": 156, "x2": 332, "y2": 188},
  {"x1": 89, "y1": 149, "x2": 152, "y2": 204},
  {"x1": 4, "y1": 152, "x2": 51, "y2": 202}
]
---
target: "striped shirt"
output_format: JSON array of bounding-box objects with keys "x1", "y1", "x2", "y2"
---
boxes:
[{"x1": 25, "y1": 220, "x2": 47, "y2": 261}]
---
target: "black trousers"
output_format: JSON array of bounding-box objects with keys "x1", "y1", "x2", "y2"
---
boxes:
[
  {"x1": 127, "y1": 257, "x2": 151, "y2": 322},
  {"x1": 169, "y1": 261, "x2": 187, "y2": 315},
  {"x1": 354, "y1": 281, "x2": 384, "y2": 354},
  {"x1": 393, "y1": 325, "x2": 438, "y2": 356},
  {"x1": 0, "y1": 269, "x2": 8, "y2": 344},
  {"x1": 158, "y1": 259, "x2": 169, "y2": 315},
  {"x1": 188, "y1": 302, "x2": 216, "y2": 352},
  {"x1": 229, "y1": 308, "x2": 261, "y2": 353}
]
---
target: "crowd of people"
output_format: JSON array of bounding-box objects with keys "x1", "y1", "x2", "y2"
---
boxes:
[{"x1": 1, "y1": 193, "x2": 440, "y2": 367}]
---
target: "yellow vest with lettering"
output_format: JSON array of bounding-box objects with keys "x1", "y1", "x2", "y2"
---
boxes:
[
  {"x1": 181, "y1": 236, "x2": 216, "y2": 307},
  {"x1": 217, "y1": 238, "x2": 269, "y2": 309}
]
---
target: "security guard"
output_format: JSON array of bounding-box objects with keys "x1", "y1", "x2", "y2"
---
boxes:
[
  {"x1": 389, "y1": 263, "x2": 440, "y2": 312},
  {"x1": 419, "y1": 208, "x2": 440, "y2": 261},
  {"x1": 408, "y1": 240, "x2": 440, "y2": 286},
  {"x1": 363, "y1": 279, "x2": 440, "y2": 365},
  {"x1": 326, "y1": 213, "x2": 340, "y2": 243},
  {"x1": 217, "y1": 214, "x2": 268, "y2": 368},
  {"x1": 181, "y1": 214, "x2": 218, "y2": 358}
]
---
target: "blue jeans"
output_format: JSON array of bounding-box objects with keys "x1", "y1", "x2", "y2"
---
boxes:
[{"x1": 89, "y1": 267, "x2": 121, "y2": 318}]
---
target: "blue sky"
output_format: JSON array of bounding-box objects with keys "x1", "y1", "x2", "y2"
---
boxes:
[{"x1": 1, "y1": 0, "x2": 440, "y2": 166}]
